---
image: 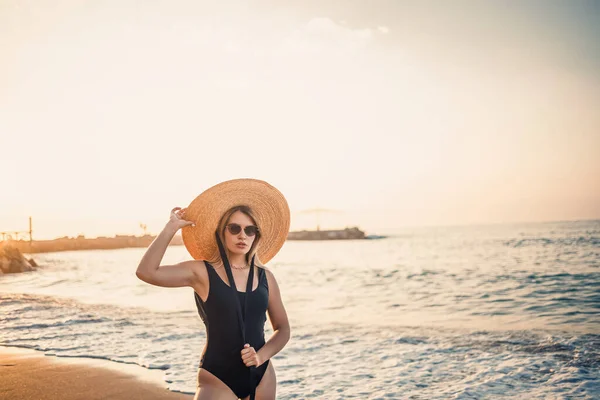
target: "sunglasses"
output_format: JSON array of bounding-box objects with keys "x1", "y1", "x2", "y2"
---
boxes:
[{"x1": 225, "y1": 223, "x2": 259, "y2": 237}]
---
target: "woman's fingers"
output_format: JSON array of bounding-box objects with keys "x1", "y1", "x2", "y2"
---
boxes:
[
  {"x1": 241, "y1": 349, "x2": 255, "y2": 358},
  {"x1": 242, "y1": 355, "x2": 256, "y2": 365},
  {"x1": 241, "y1": 345, "x2": 257, "y2": 366},
  {"x1": 240, "y1": 345, "x2": 261, "y2": 367}
]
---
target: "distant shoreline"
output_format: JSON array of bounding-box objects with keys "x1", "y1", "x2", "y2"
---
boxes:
[{"x1": 1, "y1": 234, "x2": 184, "y2": 255}]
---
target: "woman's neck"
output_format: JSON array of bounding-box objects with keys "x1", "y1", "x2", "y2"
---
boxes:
[{"x1": 228, "y1": 254, "x2": 247, "y2": 268}]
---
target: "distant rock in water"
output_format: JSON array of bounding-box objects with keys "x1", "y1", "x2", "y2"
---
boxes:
[
  {"x1": 287, "y1": 227, "x2": 366, "y2": 240},
  {"x1": 0, "y1": 243, "x2": 38, "y2": 274}
]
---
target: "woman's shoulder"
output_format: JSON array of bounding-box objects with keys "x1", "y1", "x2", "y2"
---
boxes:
[
  {"x1": 258, "y1": 264, "x2": 280, "y2": 282},
  {"x1": 255, "y1": 263, "x2": 272, "y2": 280},
  {"x1": 256, "y1": 262, "x2": 273, "y2": 273},
  {"x1": 257, "y1": 262, "x2": 269, "y2": 270}
]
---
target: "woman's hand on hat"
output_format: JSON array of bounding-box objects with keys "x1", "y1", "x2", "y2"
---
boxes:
[
  {"x1": 241, "y1": 343, "x2": 262, "y2": 367},
  {"x1": 168, "y1": 207, "x2": 195, "y2": 230}
]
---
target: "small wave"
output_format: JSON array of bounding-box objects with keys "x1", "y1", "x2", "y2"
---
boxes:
[
  {"x1": 504, "y1": 236, "x2": 600, "y2": 248},
  {"x1": 169, "y1": 389, "x2": 196, "y2": 395},
  {"x1": 38, "y1": 279, "x2": 71, "y2": 288},
  {"x1": 6, "y1": 317, "x2": 108, "y2": 330},
  {"x1": 280, "y1": 379, "x2": 303, "y2": 385},
  {"x1": 151, "y1": 333, "x2": 198, "y2": 342},
  {"x1": 395, "y1": 336, "x2": 428, "y2": 345},
  {"x1": 50, "y1": 353, "x2": 172, "y2": 370},
  {"x1": 406, "y1": 269, "x2": 440, "y2": 279}
]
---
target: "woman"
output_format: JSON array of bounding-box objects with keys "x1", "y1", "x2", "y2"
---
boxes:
[{"x1": 136, "y1": 179, "x2": 291, "y2": 400}]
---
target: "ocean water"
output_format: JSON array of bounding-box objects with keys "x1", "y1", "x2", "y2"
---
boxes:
[{"x1": 1, "y1": 220, "x2": 599, "y2": 399}]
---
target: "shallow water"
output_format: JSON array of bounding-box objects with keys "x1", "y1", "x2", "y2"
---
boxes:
[{"x1": 1, "y1": 220, "x2": 599, "y2": 399}]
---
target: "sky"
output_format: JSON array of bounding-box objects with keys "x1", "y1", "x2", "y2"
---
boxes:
[{"x1": 1, "y1": 0, "x2": 599, "y2": 239}]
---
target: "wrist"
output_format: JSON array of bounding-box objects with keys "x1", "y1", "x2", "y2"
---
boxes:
[
  {"x1": 257, "y1": 349, "x2": 267, "y2": 366},
  {"x1": 163, "y1": 221, "x2": 180, "y2": 234}
]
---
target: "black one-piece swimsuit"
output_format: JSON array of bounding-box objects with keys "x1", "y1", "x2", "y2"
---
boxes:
[{"x1": 194, "y1": 261, "x2": 270, "y2": 398}]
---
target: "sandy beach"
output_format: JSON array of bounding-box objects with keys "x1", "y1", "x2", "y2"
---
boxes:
[{"x1": 0, "y1": 347, "x2": 193, "y2": 400}]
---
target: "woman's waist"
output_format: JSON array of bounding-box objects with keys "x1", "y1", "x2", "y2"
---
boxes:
[
  {"x1": 202, "y1": 338, "x2": 265, "y2": 357},
  {"x1": 204, "y1": 336, "x2": 266, "y2": 353},
  {"x1": 201, "y1": 339, "x2": 265, "y2": 365},
  {"x1": 206, "y1": 321, "x2": 265, "y2": 343}
]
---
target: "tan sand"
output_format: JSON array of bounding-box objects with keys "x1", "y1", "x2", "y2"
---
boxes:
[{"x1": 0, "y1": 347, "x2": 194, "y2": 400}]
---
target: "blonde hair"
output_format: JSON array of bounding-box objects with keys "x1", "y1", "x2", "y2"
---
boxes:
[{"x1": 209, "y1": 205, "x2": 264, "y2": 267}]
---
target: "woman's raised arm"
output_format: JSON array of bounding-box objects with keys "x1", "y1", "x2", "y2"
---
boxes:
[{"x1": 135, "y1": 207, "x2": 199, "y2": 288}]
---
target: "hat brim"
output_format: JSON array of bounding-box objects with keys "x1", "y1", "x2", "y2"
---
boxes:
[{"x1": 181, "y1": 179, "x2": 290, "y2": 264}]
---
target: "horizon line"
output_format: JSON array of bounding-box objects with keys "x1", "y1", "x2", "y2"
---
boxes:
[{"x1": 2, "y1": 217, "x2": 598, "y2": 242}]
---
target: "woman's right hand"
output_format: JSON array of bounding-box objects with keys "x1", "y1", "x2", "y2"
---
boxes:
[
  {"x1": 136, "y1": 207, "x2": 198, "y2": 288},
  {"x1": 167, "y1": 207, "x2": 195, "y2": 231}
]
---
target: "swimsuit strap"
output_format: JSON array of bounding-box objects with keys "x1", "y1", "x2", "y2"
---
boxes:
[{"x1": 215, "y1": 231, "x2": 257, "y2": 400}]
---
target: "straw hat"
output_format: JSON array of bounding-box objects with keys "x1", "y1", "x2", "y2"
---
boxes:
[{"x1": 181, "y1": 178, "x2": 290, "y2": 264}]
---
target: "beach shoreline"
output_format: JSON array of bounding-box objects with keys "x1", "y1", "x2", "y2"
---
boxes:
[
  {"x1": 1, "y1": 235, "x2": 183, "y2": 255},
  {"x1": 0, "y1": 346, "x2": 193, "y2": 400}
]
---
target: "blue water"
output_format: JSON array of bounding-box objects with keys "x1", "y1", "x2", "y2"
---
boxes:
[{"x1": 1, "y1": 220, "x2": 599, "y2": 399}]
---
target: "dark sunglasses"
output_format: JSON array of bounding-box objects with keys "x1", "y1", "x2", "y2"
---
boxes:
[{"x1": 225, "y1": 223, "x2": 259, "y2": 237}]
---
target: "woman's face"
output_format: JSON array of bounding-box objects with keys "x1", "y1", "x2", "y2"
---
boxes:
[{"x1": 224, "y1": 211, "x2": 258, "y2": 258}]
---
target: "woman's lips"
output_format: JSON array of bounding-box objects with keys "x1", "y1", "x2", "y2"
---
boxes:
[{"x1": 236, "y1": 243, "x2": 247, "y2": 248}]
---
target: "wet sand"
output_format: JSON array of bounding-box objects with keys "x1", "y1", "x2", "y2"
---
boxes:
[{"x1": 0, "y1": 347, "x2": 193, "y2": 400}]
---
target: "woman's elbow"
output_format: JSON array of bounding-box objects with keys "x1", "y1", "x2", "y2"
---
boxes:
[
  {"x1": 135, "y1": 269, "x2": 152, "y2": 283},
  {"x1": 279, "y1": 324, "x2": 291, "y2": 344}
]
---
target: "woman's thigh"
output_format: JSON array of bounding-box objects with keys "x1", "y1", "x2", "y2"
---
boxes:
[
  {"x1": 195, "y1": 368, "x2": 238, "y2": 400},
  {"x1": 252, "y1": 360, "x2": 277, "y2": 400}
]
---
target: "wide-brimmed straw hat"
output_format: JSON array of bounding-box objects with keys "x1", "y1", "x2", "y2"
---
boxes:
[{"x1": 181, "y1": 178, "x2": 290, "y2": 264}]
